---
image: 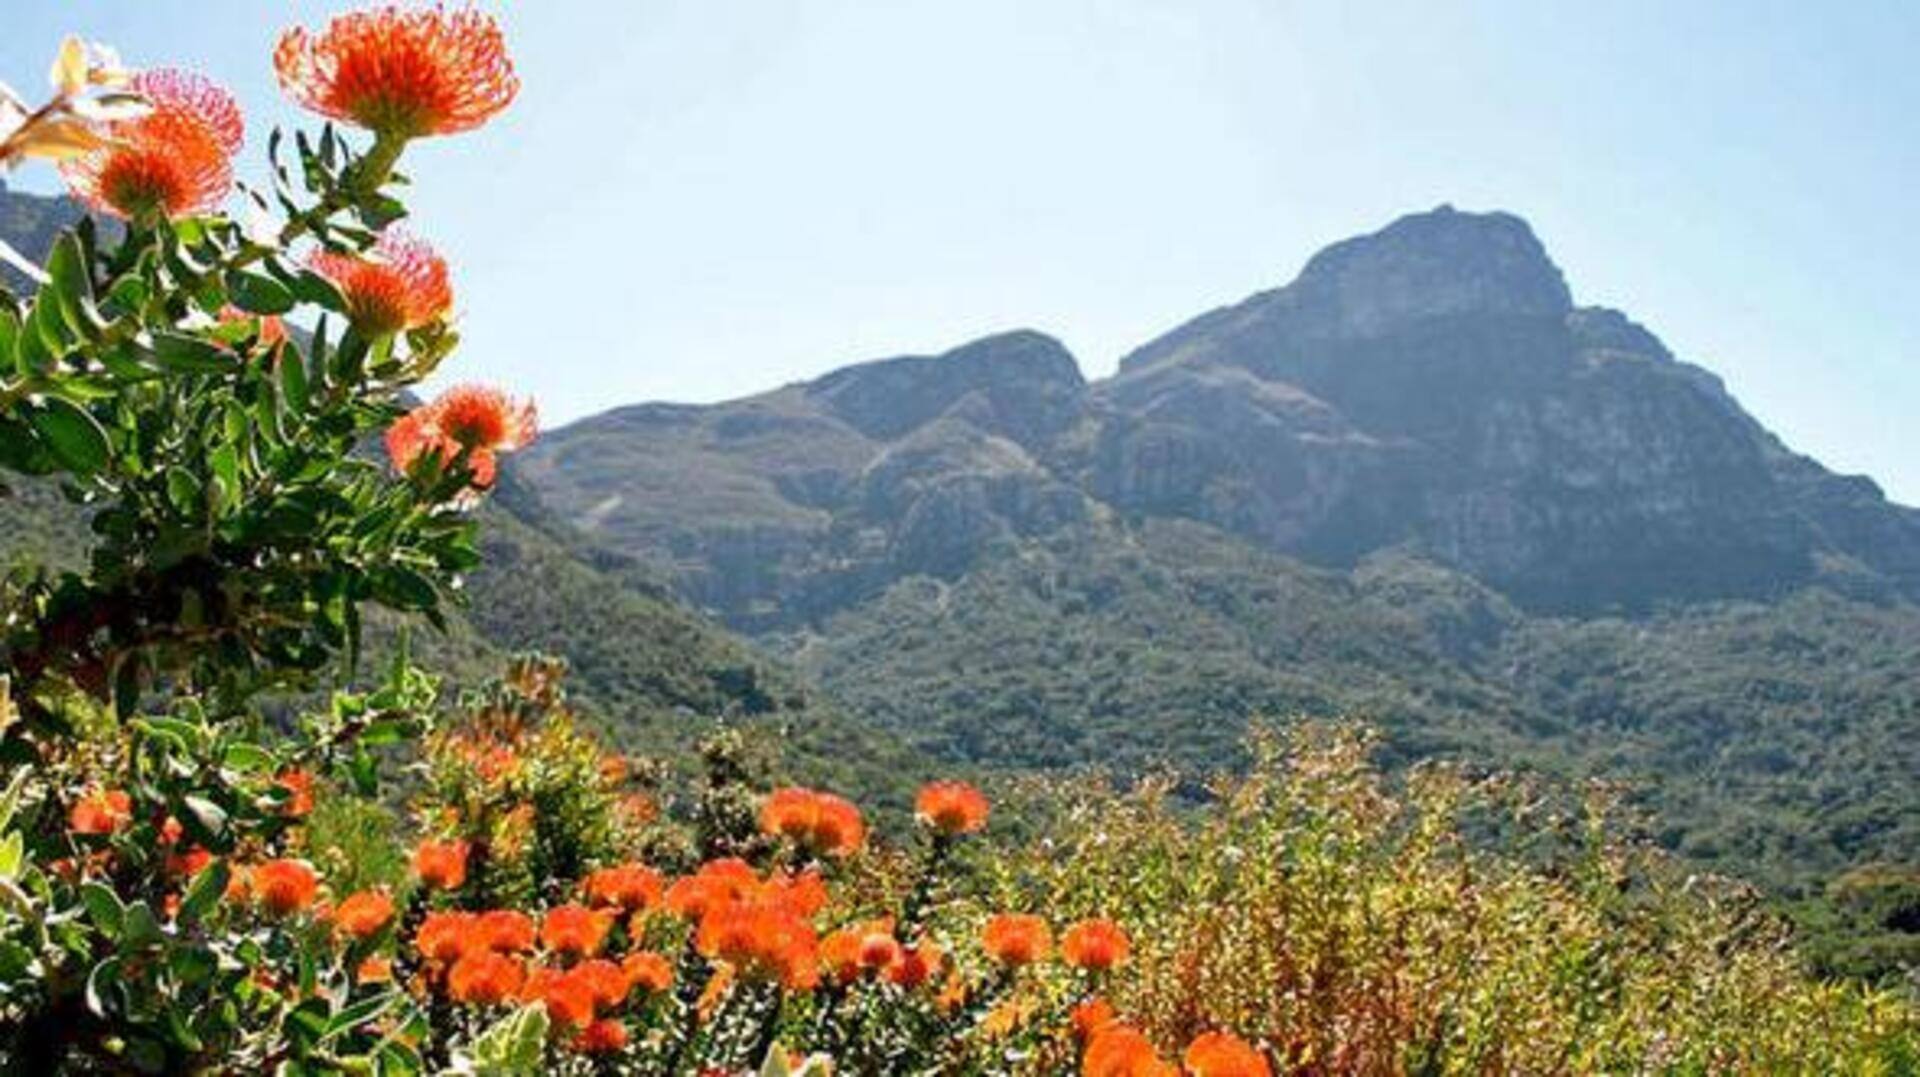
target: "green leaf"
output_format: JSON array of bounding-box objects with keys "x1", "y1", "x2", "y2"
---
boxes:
[
  {"x1": 221, "y1": 742, "x2": 276, "y2": 773},
  {"x1": 323, "y1": 991, "x2": 400, "y2": 1041},
  {"x1": 122, "y1": 901, "x2": 163, "y2": 946},
  {"x1": 0, "y1": 766, "x2": 30, "y2": 834},
  {"x1": 208, "y1": 444, "x2": 241, "y2": 513},
  {"x1": 278, "y1": 342, "x2": 310, "y2": 413},
  {"x1": 374, "y1": 566, "x2": 438, "y2": 612},
  {"x1": 26, "y1": 395, "x2": 110, "y2": 476},
  {"x1": 180, "y1": 795, "x2": 229, "y2": 843},
  {"x1": 0, "y1": 307, "x2": 19, "y2": 364},
  {"x1": 465, "y1": 1004, "x2": 549, "y2": 1076},
  {"x1": 165, "y1": 467, "x2": 205, "y2": 516},
  {"x1": 44, "y1": 233, "x2": 97, "y2": 338},
  {"x1": 85, "y1": 955, "x2": 122, "y2": 1017},
  {"x1": 177, "y1": 860, "x2": 228, "y2": 925},
  {"x1": 79, "y1": 882, "x2": 126, "y2": 939},
  {"x1": 225, "y1": 271, "x2": 295, "y2": 315},
  {"x1": 0, "y1": 831, "x2": 23, "y2": 880},
  {"x1": 151, "y1": 332, "x2": 235, "y2": 374}
]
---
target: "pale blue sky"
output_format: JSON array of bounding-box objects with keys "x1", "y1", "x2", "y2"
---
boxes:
[{"x1": 5, "y1": 2, "x2": 1916, "y2": 501}]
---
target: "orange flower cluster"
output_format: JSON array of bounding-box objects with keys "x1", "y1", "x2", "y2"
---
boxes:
[
  {"x1": 1078, "y1": 1023, "x2": 1273, "y2": 1077},
  {"x1": 1182, "y1": 1031, "x2": 1274, "y2": 1077},
  {"x1": 1085, "y1": 1025, "x2": 1178, "y2": 1077},
  {"x1": 309, "y1": 228, "x2": 454, "y2": 336},
  {"x1": 386, "y1": 383, "x2": 538, "y2": 491},
  {"x1": 1062, "y1": 918, "x2": 1132, "y2": 972},
  {"x1": 760, "y1": 786, "x2": 866, "y2": 857},
  {"x1": 915, "y1": 780, "x2": 990, "y2": 836},
  {"x1": 412, "y1": 900, "x2": 674, "y2": 1041},
  {"x1": 448, "y1": 950, "x2": 524, "y2": 1005},
  {"x1": 275, "y1": 5, "x2": 518, "y2": 141},
  {"x1": 332, "y1": 890, "x2": 395, "y2": 940},
  {"x1": 61, "y1": 68, "x2": 243, "y2": 220},
  {"x1": 694, "y1": 899, "x2": 819, "y2": 991},
  {"x1": 68, "y1": 788, "x2": 132, "y2": 835},
  {"x1": 657, "y1": 857, "x2": 830, "y2": 991},
  {"x1": 412, "y1": 838, "x2": 470, "y2": 890},
  {"x1": 982, "y1": 913, "x2": 1053, "y2": 968},
  {"x1": 540, "y1": 904, "x2": 614, "y2": 958},
  {"x1": 583, "y1": 863, "x2": 665, "y2": 913},
  {"x1": 819, "y1": 918, "x2": 946, "y2": 989},
  {"x1": 276, "y1": 769, "x2": 316, "y2": 817},
  {"x1": 239, "y1": 859, "x2": 321, "y2": 917}
]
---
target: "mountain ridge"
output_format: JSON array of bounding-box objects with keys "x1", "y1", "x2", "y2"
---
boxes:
[{"x1": 509, "y1": 207, "x2": 1920, "y2": 980}]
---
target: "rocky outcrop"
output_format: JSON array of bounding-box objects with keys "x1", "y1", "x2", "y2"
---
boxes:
[{"x1": 524, "y1": 205, "x2": 1920, "y2": 622}]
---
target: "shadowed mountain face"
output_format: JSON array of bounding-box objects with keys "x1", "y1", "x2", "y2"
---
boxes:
[{"x1": 523, "y1": 206, "x2": 1920, "y2": 621}]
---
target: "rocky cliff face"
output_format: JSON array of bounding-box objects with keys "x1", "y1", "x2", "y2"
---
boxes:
[
  {"x1": 525, "y1": 205, "x2": 1920, "y2": 620},
  {"x1": 514, "y1": 329, "x2": 1100, "y2": 629}
]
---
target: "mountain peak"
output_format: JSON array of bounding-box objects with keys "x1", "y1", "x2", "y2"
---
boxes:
[
  {"x1": 804, "y1": 330, "x2": 1086, "y2": 441},
  {"x1": 1289, "y1": 206, "x2": 1572, "y2": 334}
]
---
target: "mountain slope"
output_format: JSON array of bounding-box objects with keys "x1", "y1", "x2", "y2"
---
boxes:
[
  {"x1": 517, "y1": 207, "x2": 1920, "y2": 953},
  {"x1": 0, "y1": 185, "x2": 927, "y2": 808}
]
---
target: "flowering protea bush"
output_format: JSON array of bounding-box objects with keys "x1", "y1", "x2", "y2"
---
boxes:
[
  {"x1": 0, "y1": 7, "x2": 531, "y2": 1070},
  {"x1": 1, "y1": 8, "x2": 1917, "y2": 1075}
]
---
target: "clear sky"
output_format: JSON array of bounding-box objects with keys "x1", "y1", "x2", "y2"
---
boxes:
[{"x1": 5, "y1": 1, "x2": 1916, "y2": 502}]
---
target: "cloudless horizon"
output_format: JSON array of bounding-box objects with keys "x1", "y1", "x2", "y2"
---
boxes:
[{"x1": 6, "y1": 1, "x2": 1917, "y2": 502}]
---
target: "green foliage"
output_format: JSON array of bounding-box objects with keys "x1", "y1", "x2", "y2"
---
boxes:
[
  {"x1": 0, "y1": 42, "x2": 501, "y2": 1070},
  {"x1": 993, "y1": 725, "x2": 1920, "y2": 1071},
  {"x1": 780, "y1": 519, "x2": 1920, "y2": 980}
]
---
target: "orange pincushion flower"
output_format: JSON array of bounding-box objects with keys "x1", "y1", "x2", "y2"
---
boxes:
[
  {"x1": 981, "y1": 913, "x2": 1051, "y2": 968},
  {"x1": 275, "y1": 5, "x2": 519, "y2": 140},
  {"x1": 760, "y1": 787, "x2": 866, "y2": 857},
  {"x1": 251, "y1": 859, "x2": 320, "y2": 916},
  {"x1": 413, "y1": 838, "x2": 469, "y2": 890},
  {"x1": 309, "y1": 228, "x2": 453, "y2": 335},
  {"x1": 820, "y1": 919, "x2": 899, "y2": 983},
  {"x1": 857, "y1": 925, "x2": 904, "y2": 973},
  {"x1": 333, "y1": 890, "x2": 395, "y2": 940},
  {"x1": 695, "y1": 901, "x2": 820, "y2": 991},
  {"x1": 61, "y1": 68, "x2": 243, "y2": 220},
  {"x1": 574, "y1": 958, "x2": 631, "y2": 1008},
  {"x1": 665, "y1": 858, "x2": 758, "y2": 921},
  {"x1": 276, "y1": 769, "x2": 316, "y2": 816},
  {"x1": 1072, "y1": 998, "x2": 1119, "y2": 1041},
  {"x1": 622, "y1": 951, "x2": 673, "y2": 995},
  {"x1": 570, "y1": 1017, "x2": 629, "y2": 1056},
  {"x1": 522, "y1": 966, "x2": 597, "y2": 1029},
  {"x1": 1061, "y1": 918, "x2": 1131, "y2": 972},
  {"x1": 1182, "y1": 1031, "x2": 1273, "y2": 1077},
  {"x1": 386, "y1": 383, "x2": 537, "y2": 492},
  {"x1": 68, "y1": 788, "x2": 132, "y2": 835},
  {"x1": 915, "y1": 780, "x2": 989, "y2": 836},
  {"x1": 416, "y1": 910, "x2": 477, "y2": 963},
  {"x1": 431, "y1": 384, "x2": 538, "y2": 452},
  {"x1": 582, "y1": 863, "x2": 664, "y2": 913},
  {"x1": 760, "y1": 868, "x2": 829, "y2": 919},
  {"x1": 1084, "y1": 1025, "x2": 1176, "y2": 1077},
  {"x1": 166, "y1": 844, "x2": 213, "y2": 880},
  {"x1": 818, "y1": 929, "x2": 864, "y2": 986},
  {"x1": 540, "y1": 904, "x2": 614, "y2": 958},
  {"x1": 887, "y1": 941, "x2": 943, "y2": 988},
  {"x1": 478, "y1": 908, "x2": 536, "y2": 953},
  {"x1": 447, "y1": 951, "x2": 525, "y2": 1006}
]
